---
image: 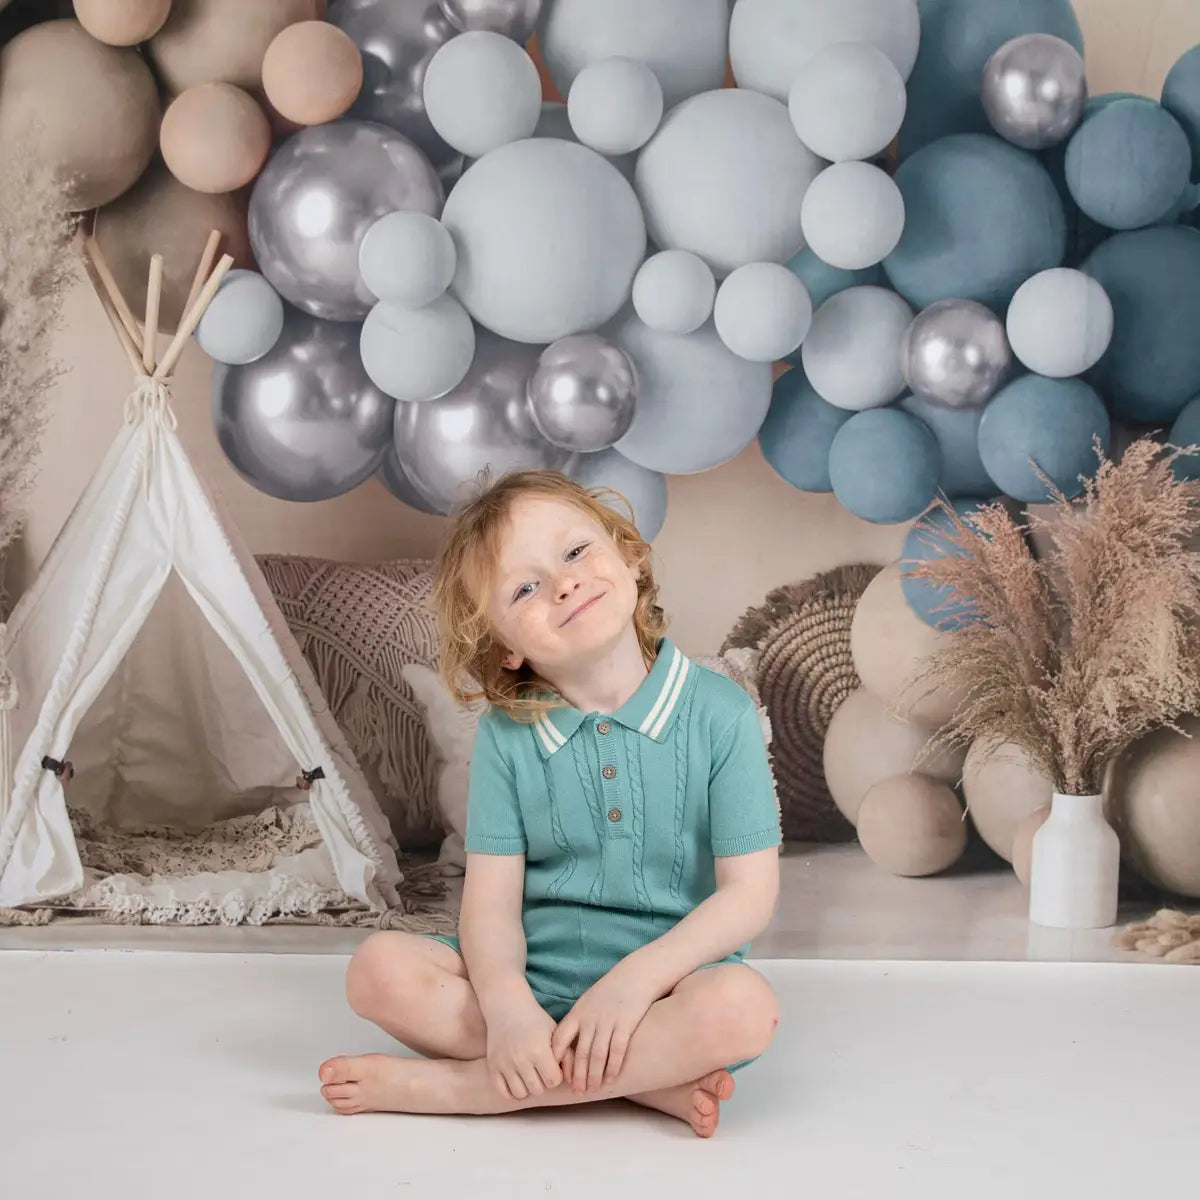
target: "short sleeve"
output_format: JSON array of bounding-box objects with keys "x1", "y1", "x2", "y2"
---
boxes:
[
  {"x1": 708, "y1": 702, "x2": 782, "y2": 857},
  {"x1": 464, "y1": 716, "x2": 528, "y2": 855}
]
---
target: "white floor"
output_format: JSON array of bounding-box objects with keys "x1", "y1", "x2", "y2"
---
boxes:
[{"x1": 3, "y1": 949, "x2": 1197, "y2": 1199}]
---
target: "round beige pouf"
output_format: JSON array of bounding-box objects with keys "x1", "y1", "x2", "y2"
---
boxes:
[
  {"x1": 857, "y1": 773, "x2": 968, "y2": 877},
  {"x1": 149, "y1": 0, "x2": 321, "y2": 93},
  {"x1": 74, "y1": 0, "x2": 172, "y2": 45},
  {"x1": 962, "y1": 737, "x2": 1055, "y2": 862},
  {"x1": 160, "y1": 82, "x2": 271, "y2": 193},
  {"x1": 850, "y1": 561, "x2": 969, "y2": 729},
  {"x1": 822, "y1": 687, "x2": 966, "y2": 825},
  {"x1": 261, "y1": 20, "x2": 362, "y2": 126},
  {"x1": 1011, "y1": 805, "x2": 1050, "y2": 887},
  {"x1": 0, "y1": 19, "x2": 160, "y2": 210},
  {"x1": 93, "y1": 159, "x2": 253, "y2": 334},
  {"x1": 1108, "y1": 715, "x2": 1200, "y2": 898}
]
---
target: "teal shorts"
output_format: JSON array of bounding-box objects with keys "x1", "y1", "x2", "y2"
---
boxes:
[{"x1": 424, "y1": 932, "x2": 759, "y2": 1074}]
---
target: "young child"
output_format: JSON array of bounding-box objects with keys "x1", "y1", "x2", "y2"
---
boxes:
[{"x1": 319, "y1": 469, "x2": 781, "y2": 1137}]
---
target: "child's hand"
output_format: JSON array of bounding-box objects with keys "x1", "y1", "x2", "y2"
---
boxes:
[
  {"x1": 550, "y1": 961, "x2": 661, "y2": 1094},
  {"x1": 485, "y1": 997, "x2": 563, "y2": 1101}
]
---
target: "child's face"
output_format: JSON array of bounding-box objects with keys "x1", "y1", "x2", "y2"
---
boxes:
[{"x1": 485, "y1": 495, "x2": 642, "y2": 676}]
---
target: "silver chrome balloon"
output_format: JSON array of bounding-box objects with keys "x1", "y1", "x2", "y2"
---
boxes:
[
  {"x1": 328, "y1": 0, "x2": 460, "y2": 167},
  {"x1": 526, "y1": 333, "x2": 638, "y2": 452},
  {"x1": 439, "y1": 0, "x2": 542, "y2": 42},
  {"x1": 900, "y1": 299, "x2": 1014, "y2": 411},
  {"x1": 378, "y1": 444, "x2": 442, "y2": 513},
  {"x1": 393, "y1": 329, "x2": 577, "y2": 513},
  {"x1": 981, "y1": 33, "x2": 1088, "y2": 151},
  {"x1": 213, "y1": 305, "x2": 395, "y2": 501},
  {"x1": 248, "y1": 119, "x2": 443, "y2": 322}
]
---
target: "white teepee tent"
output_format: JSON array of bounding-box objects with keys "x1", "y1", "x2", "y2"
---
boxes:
[{"x1": 0, "y1": 235, "x2": 404, "y2": 919}]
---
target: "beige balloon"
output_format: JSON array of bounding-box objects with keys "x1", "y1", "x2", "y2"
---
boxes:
[
  {"x1": 850, "y1": 561, "x2": 969, "y2": 728},
  {"x1": 822, "y1": 687, "x2": 965, "y2": 825},
  {"x1": 73, "y1": 0, "x2": 173, "y2": 45},
  {"x1": 962, "y1": 737, "x2": 1055, "y2": 862},
  {"x1": 261, "y1": 20, "x2": 362, "y2": 126},
  {"x1": 93, "y1": 159, "x2": 253, "y2": 334},
  {"x1": 160, "y1": 82, "x2": 271, "y2": 193},
  {"x1": 148, "y1": 0, "x2": 321, "y2": 93},
  {"x1": 1108, "y1": 714, "x2": 1200, "y2": 898},
  {"x1": 1012, "y1": 805, "x2": 1050, "y2": 888},
  {"x1": 0, "y1": 19, "x2": 160, "y2": 210},
  {"x1": 857, "y1": 774, "x2": 968, "y2": 877}
]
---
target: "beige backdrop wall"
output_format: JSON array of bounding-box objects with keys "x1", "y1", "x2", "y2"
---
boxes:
[{"x1": 9, "y1": 0, "x2": 1199, "y2": 655}]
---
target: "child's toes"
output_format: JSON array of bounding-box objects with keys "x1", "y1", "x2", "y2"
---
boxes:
[
  {"x1": 319, "y1": 1056, "x2": 357, "y2": 1085},
  {"x1": 322, "y1": 1083, "x2": 358, "y2": 1102}
]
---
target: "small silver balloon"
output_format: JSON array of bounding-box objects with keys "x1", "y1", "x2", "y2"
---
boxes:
[
  {"x1": 378, "y1": 444, "x2": 442, "y2": 513},
  {"x1": 328, "y1": 0, "x2": 460, "y2": 168},
  {"x1": 900, "y1": 299, "x2": 1014, "y2": 411},
  {"x1": 214, "y1": 306, "x2": 395, "y2": 502},
  {"x1": 394, "y1": 328, "x2": 577, "y2": 514},
  {"x1": 439, "y1": 0, "x2": 542, "y2": 42},
  {"x1": 249, "y1": 120, "x2": 443, "y2": 322},
  {"x1": 981, "y1": 33, "x2": 1088, "y2": 151},
  {"x1": 526, "y1": 334, "x2": 639, "y2": 453}
]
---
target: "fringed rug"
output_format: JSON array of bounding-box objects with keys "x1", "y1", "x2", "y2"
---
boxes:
[{"x1": 0, "y1": 804, "x2": 458, "y2": 932}]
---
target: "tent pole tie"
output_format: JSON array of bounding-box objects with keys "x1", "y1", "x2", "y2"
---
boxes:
[
  {"x1": 40, "y1": 756, "x2": 74, "y2": 782},
  {"x1": 296, "y1": 766, "x2": 325, "y2": 792}
]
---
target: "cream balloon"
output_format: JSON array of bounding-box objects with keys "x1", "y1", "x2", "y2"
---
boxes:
[
  {"x1": 73, "y1": 0, "x2": 172, "y2": 45},
  {"x1": 160, "y1": 83, "x2": 272, "y2": 194},
  {"x1": 857, "y1": 773, "x2": 967, "y2": 876},
  {"x1": 262, "y1": 20, "x2": 364, "y2": 126},
  {"x1": 962, "y1": 738, "x2": 1055, "y2": 862}
]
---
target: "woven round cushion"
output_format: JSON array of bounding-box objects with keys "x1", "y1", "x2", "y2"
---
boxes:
[{"x1": 723, "y1": 564, "x2": 881, "y2": 842}]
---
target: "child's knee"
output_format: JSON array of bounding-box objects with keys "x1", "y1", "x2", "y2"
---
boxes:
[
  {"x1": 696, "y1": 967, "x2": 779, "y2": 1060},
  {"x1": 345, "y1": 932, "x2": 416, "y2": 1016}
]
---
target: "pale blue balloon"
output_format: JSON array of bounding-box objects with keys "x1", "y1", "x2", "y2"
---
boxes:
[
  {"x1": 828, "y1": 408, "x2": 941, "y2": 524},
  {"x1": 195, "y1": 270, "x2": 284, "y2": 366},
  {"x1": 569, "y1": 448, "x2": 668, "y2": 540},
  {"x1": 783, "y1": 247, "x2": 886, "y2": 364}
]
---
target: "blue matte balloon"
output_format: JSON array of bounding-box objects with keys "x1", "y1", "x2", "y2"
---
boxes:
[
  {"x1": 1064, "y1": 98, "x2": 1192, "y2": 230},
  {"x1": 884, "y1": 133, "x2": 1066, "y2": 312},
  {"x1": 783, "y1": 248, "x2": 887, "y2": 362},
  {"x1": 900, "y1": 498, "x2": 994, "y2": 630},
  {"x1": 899, "y1": 393, "x2": 993, "y2": 498},
  {"x1": 977, "y1": 375, "x2": 1109, "y2": 502},
  {"x1": 758, "y1": 367, "x2": 853, "y2": 493},
  {"x1": 902, "y1": 0, "x2": 1084, "y2": 159},
  {"x1": 1162, "y1": 45, "x2": 1200, "y2": 182},
  {"x1": 569, "y1": 447, "x2": 668, "y2": 541},
  {"x1": 1167, "y1": 395, "x2": 1200, "y2": 481},
  {"x1": 828, "y1": 408, "x2": 942, "y2": 525},
  {"x1": 1082, "y1": 225, "x2": 1200, "y2": 423}
]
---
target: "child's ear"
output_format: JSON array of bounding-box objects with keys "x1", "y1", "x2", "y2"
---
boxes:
[{"x1": 499, "y1": 646, "x2": 524, "y2": 671}]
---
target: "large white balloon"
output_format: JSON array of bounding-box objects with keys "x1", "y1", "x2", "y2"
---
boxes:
[
  {"x1": 568, "y1": 56, "x2": 663, "y2": 155},
  {"x1": 441, "y1": 137, "x2": 646, "y2": 343},
  {"x1": 537, "y1": 0, "x2": 729, "y2": 108},
  {"x1": 613, "y1": 314, "x2": 773, "y2": 474},
  {"x1": 631, "y1": 249, "x2": 716, "y2": 334},
  {"x1": 788, "y1": 42, "x2": 907, "y2": 161},
  {"x1": 358, "y1": 210, "x2": 458, "y2": 308},
  {"x1": 1006, "y1": 268, "x2": 1114, "y2": 378},
  {"x1": 801, "y1": 162, "x2": 906, "y2": 270},
  {"x1": 801, "y1": 285, "x2": 913, "y2": 411},
  {"x1": 713, "y1": 262, "x2": 813, "y2": 361},
  {"x1": 422, "y1": 29, "x2": 541, "y2": 158},
  {"x1": 359, "y1": 294, "x2": 476, "y2": 402},
  {"x1": 730, "y1": 0, "x2": 921, "y2": 99},
  {"x1": 635, "y1": 87, "x2": 824, "y2": 277}
]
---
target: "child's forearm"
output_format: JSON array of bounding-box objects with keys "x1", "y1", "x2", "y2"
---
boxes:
[{"x1": 460, "y1": 915, "x2": 537, "y2": 1021}]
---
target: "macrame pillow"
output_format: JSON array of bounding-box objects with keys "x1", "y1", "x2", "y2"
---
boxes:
[{"x1": 255, "y1": 554, "x2": 446, "y2": 850}]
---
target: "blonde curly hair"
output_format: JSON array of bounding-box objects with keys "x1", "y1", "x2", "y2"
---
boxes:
[{"x1": 432, "y1": 469, "x2": 667, "y2": 722}]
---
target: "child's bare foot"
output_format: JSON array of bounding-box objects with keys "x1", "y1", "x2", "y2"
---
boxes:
[
  {"x1": 319, "y1": 1053, "x2": 462, "y2": 1116},
  {"x1": 629, "y1": 1069, "x2": 735, "y2": 1138}
]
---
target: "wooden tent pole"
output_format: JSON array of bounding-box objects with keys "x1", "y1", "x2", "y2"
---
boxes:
[
  {"x1": 81, "y1": 240, "x2": 143, "y2": 376},
  {"x1": 142, "y1": 254, "x2": 164, "y2": 373},
  {"x1": 154, "y1": 253, "x2": 234, "y2": 380}
]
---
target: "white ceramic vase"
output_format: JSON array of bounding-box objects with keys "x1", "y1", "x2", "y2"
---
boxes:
[{"x1": 1028, "y1": 792, "x2": 1120, "y2": 929}]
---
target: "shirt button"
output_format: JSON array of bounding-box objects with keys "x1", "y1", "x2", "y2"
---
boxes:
[
  {"x1": 597, "y1": 721, "x2": 611, "y2": 734},
  {"x1": 607, "y1": 808, "x2": 622, "y2": 822},
  {"x1": 602, "y1": 765, "x2": 617, "y2": 780}
]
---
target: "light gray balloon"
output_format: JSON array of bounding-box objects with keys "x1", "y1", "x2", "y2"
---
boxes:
[
  {"x1": 981, "y1": 33, "x2": 1088, "y2": 151},
  {"x1": 213, "y1": 306, "x2": 395, "y2": 502},
  {"x1": 526, "y1": 334, "x2": 638, "y2": 452},
  {"x1": 329, "y1": 0, "x2": 460, "y2": 168},
  {"x1": 393, "y1": 328, "x2": 577, "y2": 513},
  {"x1": 195, "y1": 269, "x2": 284, "y2": 365},
  {"x1": 569, "y1": 447, "x2": 668, "y2": 541},
  {"x1": 900, "y1": 299, "x2": 1014, "y2": 411},
  {"x1": 249, "y1": 120, "x2": 443, "y2": 322},
  {"x1": 378, "y1": 445, "x2": 442, "y2": 514},
  {"x1": 439, "y1": 0, "x2": 542, "y2": 42}
]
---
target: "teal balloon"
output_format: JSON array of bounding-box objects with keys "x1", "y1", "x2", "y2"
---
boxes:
[
  {"x1": 1082, "y1": 225, "x2": 1200, "y2": 423},
  {"x1": 1167, "y1": 395, "x2": 1200, "y2": 481},
  {"x1": 758, "y1": 368, "x2": 853, "y2": 493},
  {"x1": 783, "y1": 247, "x2": 886, "y2": 362},
  {"x1": 1162, "y1": 45, "x2": 1200, "y2": 181},
  {"x1": 977, "y1": 375, "x2": 1109, "y2": 502},
  {"x1": 900, "y1": 499, "x2": 992, "y2": 630},
  {"x1": 883, "y1": 133, "x2": 1066, "y2": 312},
  {"x1": 902, "y1": 0, "x2": 1084, "y2": 158},
  {"x1": 900, "y1": 393, "x2": 993, "y2": 498},
  {"x1": 1064, "y1": 98, "x2": 1192, "y2": 230},
  {"x1": 828, "y1": 408, "x2": 941, "y2": 525}
]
